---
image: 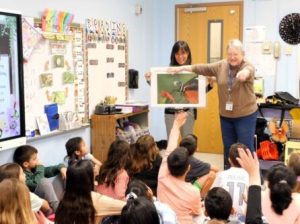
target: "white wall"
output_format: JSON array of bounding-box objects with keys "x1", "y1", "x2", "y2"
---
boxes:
[{"x1": 0, "y1": 0, "x2": 299, "y2": 165}]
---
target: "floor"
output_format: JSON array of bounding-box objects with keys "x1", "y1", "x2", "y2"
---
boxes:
[
  {"x1": 160, "y1": 150, "x2": 224, "y2": 171},
  {"x1": 194, "y1": 152, "x2": 224, "y2": 171}
]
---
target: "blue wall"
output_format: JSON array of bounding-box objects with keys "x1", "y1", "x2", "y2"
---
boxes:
[
  {"x1": 0, "y1": 0, "x2": 155, "y2": 165},
  {"x1": 0, "y1": 0, "x2": 299, "y2": 165}
]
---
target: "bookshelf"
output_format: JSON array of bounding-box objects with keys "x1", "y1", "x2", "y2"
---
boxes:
[{"x1": 91, "y1": 109, "x2": 149, "y2": 162}]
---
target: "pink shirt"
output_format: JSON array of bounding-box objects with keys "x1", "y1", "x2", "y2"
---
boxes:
[
  {"x1": 96, "y1": 169, "x2": 129, "y2": 200},
  {"x1": 262, "y1": 189, "x2": 300, "y2": 224},
  {"x1": 157, "y1": 125, "x2": 202, "y2": 224}
]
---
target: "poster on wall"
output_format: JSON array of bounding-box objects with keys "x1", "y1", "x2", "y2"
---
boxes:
[
  {"x1": 150, "y1": 68, "x2": 206, "y2": 108},
  {"x1": 23, "y1": 17, "x2": 86, "y2": 133},
  {"x1": 86, "y1": 18, "x2": 128, "y2": 117}
]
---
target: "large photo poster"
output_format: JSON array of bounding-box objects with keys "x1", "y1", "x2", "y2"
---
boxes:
[{"x1": 150, "y1": 68, "x2": 206, "y2": 107}]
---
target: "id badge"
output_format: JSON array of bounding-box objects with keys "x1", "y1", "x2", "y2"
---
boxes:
[{"x1": 225, "y1": 101, "x2": 233, "y2": 111}]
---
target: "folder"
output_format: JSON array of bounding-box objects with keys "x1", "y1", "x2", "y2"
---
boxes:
[{"x1": 44, "y1": 104, "x2": 59, "y2": 131}]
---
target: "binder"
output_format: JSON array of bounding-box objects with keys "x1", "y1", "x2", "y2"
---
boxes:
[{"x1": 44, "y1": 104, "x2": 59, "y2": 131}]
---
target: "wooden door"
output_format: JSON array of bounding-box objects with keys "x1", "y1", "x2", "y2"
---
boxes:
[{"x1": 176, "y1": 2, "x2": 243, "y2": 153}]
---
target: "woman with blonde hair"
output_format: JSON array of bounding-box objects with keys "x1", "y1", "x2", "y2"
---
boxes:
[
  {"x1": 131, "y1": 134, "x2": 162, "y2": 195},
  {"x1": 0, "y1": 178, "x2": 36, "y2": 224}
]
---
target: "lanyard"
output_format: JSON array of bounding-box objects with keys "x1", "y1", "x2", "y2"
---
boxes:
[{"x1": 227, "y1": 69, "x2": 234, "y2": 100}]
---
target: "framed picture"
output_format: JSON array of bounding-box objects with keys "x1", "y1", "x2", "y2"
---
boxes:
[
  {"x1": 40, "y1": 73, "x2": 53, "y2": 87},
  {"x1": 53, "y1": 55, "x2": 64, "y2": 68},
  {"x1": 284, "y1": 141, "x2": 300, "y2": 165},
  {"x1": 150, "y1": 68, "x2": 206, "y2": 108}
]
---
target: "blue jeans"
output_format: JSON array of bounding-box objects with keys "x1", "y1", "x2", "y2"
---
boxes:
[{"x1": 220, "y1": 110, "x2": 258, "y2": 168}]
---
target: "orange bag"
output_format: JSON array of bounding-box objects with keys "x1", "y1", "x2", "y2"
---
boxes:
[{"x1": 257, "y1": 140, "x2": 279, "y2": 161}]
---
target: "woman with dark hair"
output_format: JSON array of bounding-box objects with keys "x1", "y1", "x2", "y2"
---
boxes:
[
  {"x1": 169, "y1": 40, "x2": 192, "y2": 66},
  {"x1": 120, "y1": 197, "x2": 160, "y2": 224},
  {"x1": 96, "y1": 140, "x2": 131, "y2": 200},
  {"x1": 145, "y1": 40, "x2": 214, "y2": 140},
  {"x1": 261, "y1": 163, "x2": 300, "y2": 223},
  {"x1": 55, "y1": 160, "x2": 125, "y2": 224}
]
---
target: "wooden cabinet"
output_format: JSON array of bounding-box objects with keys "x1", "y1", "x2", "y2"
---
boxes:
[{"x1": 91, "y1": 109, "x2": 148, "y2": 162}]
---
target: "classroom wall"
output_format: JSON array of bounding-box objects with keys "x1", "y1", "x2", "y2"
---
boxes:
[
  {"x1": 149, "y1": 0, "x2": 300, "y2": 141},
  {"x1": 0, "y1": 0, "x2": 299, "y2": 164},
  {"x1": 0, "y1": 0, "x2": 155, "y2": 165}
]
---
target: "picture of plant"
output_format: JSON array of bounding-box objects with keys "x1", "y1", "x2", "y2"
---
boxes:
[
  {"x1": 52, "y1": 91, "x2": 65, "y2": 105},
  {"x1": 53, "y1": 55, "x2": 64, "y2": 68},
  {"x1": 63, "y1": 71, "x2": 75, "y2": 84},
  {"x1": 40, "y1": 73, "x2": 53, "y2": 87}
]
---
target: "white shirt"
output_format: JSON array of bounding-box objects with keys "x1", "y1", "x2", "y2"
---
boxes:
[
  {"x1": 213, "y1": 167, "x2": 249, "y2": 214},
  {"x1": 30, "y1": 192, "x2": 43, "y2": 212}
]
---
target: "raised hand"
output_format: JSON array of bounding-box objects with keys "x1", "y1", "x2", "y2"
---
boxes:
[{"x1": 236, "y1": 148, "x2": 261, "y2": 186}]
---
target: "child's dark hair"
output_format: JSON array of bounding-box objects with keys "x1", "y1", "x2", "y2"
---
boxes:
[
  {"x1": 167, "y1": 147, "x2": 189, "y2": 177},
  {"x1": 205, "y1": 187, "x2": 233, "y2": 220},
  {"x1": 13, "y1": 145, "x2": 38, "y2": 167},
  {"x1": 56, "y1": 160, "x2": 95, "y2": 224},
  {"x1": 179, "y1": 134, "x2": 197, "y2": 156},
  {"x1": 0, "y1": 163, "x2": 22, "y2": 182},
  {"x1": 98, "y1": 140, "x2": 131, "y2": 187},
  {"x1": 267, "y1": 163, "x2": 296, "y2": 215},
  {"x1": 125, "y1": 179, "x2": 151, "y2": 200},
  {"x1": 120, "y1": 196, "x2": 159, "y2": 224},
  {"x1": 65, "y1": 137, "x2": 83, "y2": 164},
  {"x1": 229, "y1": 143, "x2": 247, "y2": 167}
]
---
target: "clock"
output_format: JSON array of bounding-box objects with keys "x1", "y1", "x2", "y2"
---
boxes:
[{"x1": 279, "y1": 13, "x2": 300, "y2": 45}]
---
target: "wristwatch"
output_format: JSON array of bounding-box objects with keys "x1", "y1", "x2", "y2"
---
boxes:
[{"x1": 279, "y1": 13, "x2": 300, "y2": 45}]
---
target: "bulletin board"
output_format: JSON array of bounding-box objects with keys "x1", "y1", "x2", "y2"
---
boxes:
[
  {"x1": 22, "y1": 17, "x2": 87, "y2": 133},
  {"x1": 85, "y1": 18, "x2": 128, "y2": 116}
]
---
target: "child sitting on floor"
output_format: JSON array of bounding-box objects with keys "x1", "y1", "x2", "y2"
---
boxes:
[
  {"x1": 212, "y1": 143, "x2": 249, "y2": 216},
  {"x1": 204, "y1": 187, "x2": 237, "y2": 224},
  {"x1": 180, "y1": 134, "x2": 219, "y2": 197},
  {"x1": 96, "y1": 140, "x2": 131, "y2": 200},
  {"x1": 130, "y1": 135, "x2": 162, "y2": 195},
  {"x1": 157, "y1": 112, "x2": 202, "y2": 224},
  {"x1": 13, "y1": 145, "x2": 66, "y2": 212},
  {"x1": 287, "y1": 152, "x2": 300, "y2": 193},
  {"x1": 65, "y1": 136, "x2": 102, "y2": 167},
  {"x1": 0, "y1": 163, "x2": 51, "y2": 215}
]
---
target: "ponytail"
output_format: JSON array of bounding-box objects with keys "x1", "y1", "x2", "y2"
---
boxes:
[{"x1": 268, "y1": 164, "x2": 296, "y2": 215}]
